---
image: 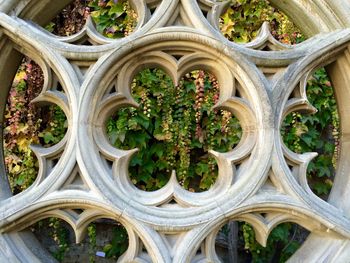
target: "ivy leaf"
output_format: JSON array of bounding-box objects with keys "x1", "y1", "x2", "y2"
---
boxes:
[
  {"x1": 313, "y1": 181, "x2": 330, "y2": 195},
  {"x1": 156, "y1": 159, "x2": 168, "y2": 170},
  {"x1": 108, "y1": 3, "x2": 124, "y2": 17},
  {"x1": 128, "y1": 118, "x2": 138, "y2": 130},
  {"x1": 90, "y1": 10, "x2": 101, "y2": 18},
  {"x1": 301, "y1": 135, "x2": 313, "y2": 147},
  {"x1": 108, "y1": 130, "x2": 118, "y2": 145},
  {"x1": 134, "y1": 132, "x2": 150, "y2": 149},
  {"x1": 139, "y1": 172, "x2": 151, "y2": 183},
  {"x1": 191, "y1": 140, "x2": 203, "y2": 148},
  {"x1": 40, "y1": 132, "x2": 55, "y2": 144},
  {"x1": 143, "y1": 161, "x2": 154, "y2": 174},
  {"x1": 195, "y1": 163, "x2": 209, "y2": 175},
  {"x1": 317, "y1": 166, "x2": 331, "y2": 177},
  {"x1": 184, "y1": 82, "x2": 196, "y2": 92},
  {"x1": 270, "y1": 225, "x2": 289, "y2": 241},
  {"x1": 17, "y1": 137, "x2": 30, "y2": 151},
  {"x1": 135, "y1": 115, "x2": 150, "y2": 129},
  {"x1": 118, "y1": 131, "x2": 126, "y2": 143},
  {"x1": 10, "y1": 164, "x2": 21, "y2": 174},
  {"x1": 103, "y1": 244, "x2": 113, "y2": 255},
  {"x1": 45, "y1": 22, "x2": 55, "y2": 33},
  {"x1": 151, "y1": 143, "x2": 164, "y2": 158},
  {"x1": 15, "y1": 174, "x2": 25, "y2": 185},
  {"x1": 324, "y1": 142, "x2": 335, "y2": 153},
  {"x1": 130, "y1": 155, "x2": 143, "y2": 166}
]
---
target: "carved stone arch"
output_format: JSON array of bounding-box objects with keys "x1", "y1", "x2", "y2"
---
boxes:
[{"x1": 1, "y1": 0, "x2": 350, "y2": 262}]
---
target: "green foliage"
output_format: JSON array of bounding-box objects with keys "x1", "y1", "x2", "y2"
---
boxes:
[
  {"x1": 3, "y1": 60, "x2": 67, "y2": 194},
  {"x1": 4, "y1": 64, "x2": 38, "y2": 193},
  {"x1": 48, "y1": 218, "x2": 70, "y2": 262},
  {"x1": 38, "y1": 106, "x2": 67, "y2": 146},
  {"x1": 89, "y1": 0, "x2": 137, "y2": 38},
  {"x1": 32, "y1": 218, "x2": 70, "y2": 262},
  {"x1": 281, "y1": 68, "x2": 338, "y2": 196},
  {"x1": 45, "y1": 22, "x2": 56, "y2": 33},
  {"x1": 220, "y1": 0, "x2": 303, "y2": 44},
  {"x1": 107, "y1": 69, "x2": 241, "y2": 191},
  {"x1": 3, "y1": 0, "x2": 339, "y2": 261},
  {"x1": 44, "y1": 0, "x2": 137, "y2": 38},
  {"x1": 102, "y1": 224, "x2": 128, "y2": 258},
  {"x1": 88, "y1": 224, "x2": 97, "y2": 263},
  {"x1": 219, "y1": 0, "x2": 339, "y2": 261},
  {"x1": 243, "y1": 223, "x2": 300, "y2": 263}
]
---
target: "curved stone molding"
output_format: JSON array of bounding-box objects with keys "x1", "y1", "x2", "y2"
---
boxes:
[
  {"x1": 1, "y1": 0, "x2": 350, "y2": 262},
  {"x1": 92, "y1": 48, "x2": 258, "y2": 207}
]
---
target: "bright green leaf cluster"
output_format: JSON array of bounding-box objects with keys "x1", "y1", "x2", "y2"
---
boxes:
[
  {"x1": 89, "y1": 0, "x2": 137, "y2": 38},
  {"x1": 3, "y1": 0, "x2": 340, "y2": 261},
  {"x1": 3, "y1": 60, "x2": 68, "y2": 194},
  {"x1": 102, "y1": 224, "x2": 128, "y2": 259},
  {"x1": 220, "y1": 0, "x2": 339, "y2": 261},
  {"x1": 220, "y1": 0, "x2": 303, "y2": 44},
  {"x1": 242, "y1": 223, "x2": 301, "y2": 262},
  {"x1": 281, "y1": 68, "x2": 338, "y2": 196},
  {"x1": 107, "y1": 69, "x2": 242, "y2": 191}
]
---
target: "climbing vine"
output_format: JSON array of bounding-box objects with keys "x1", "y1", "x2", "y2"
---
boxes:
[
  {"x1": 102, "y1": 223, "x2": 128, "y2": 259},
  {"x1": 2, "y1": 0, "x2": 339, "y2": 262},
  {"x1": 220, "y1": 0, "x2": 303, "y2": 44},
  {"x1": 107, "y1": 69, "x2": 241, "y2": 191},
  {"x1": 89, "y1": 0, "x2": 137, "y2": 38},
  {"x1": 281, "y1": 68, "x2": 338, "y2": 197},
  {"x1": 3, "y1": 59, "x2": 67, "y2": 194},
  {"x1": 3, "y1": 1, "x2": 135, "y2": 262},
  {"x1": 242, "y1": 223, "x2": 303, "y2": 262},
  {"x1": 46, "y1": 0, "x2": 137, "y2": 38},
  {"x1": 219, "y1": 0, "x2": 339, "y2": 262},
  {"x1": 87, "y1": 224, "x2": 97, "y2": 262}
]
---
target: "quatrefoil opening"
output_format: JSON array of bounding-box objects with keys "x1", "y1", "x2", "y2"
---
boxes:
[
  {"x1": 2, "y1": 53, "x2": 69, "y2": 196},
  {"x1": 33, "y1": 0, "x2": 145, "y2": 45},
  {"x1": 106, "y1": 67, "x2": 242, "y2": 192},
  {"x1": 92, "y1": 48, "x2": 266, "y2": 207},
  {"x1": 281, "y1": 68, "x2": 338, "y2": 199},
  {"x1": 2, "y1": 0, "x2": 350, "y2": 262},
  {"x1": 218, "y1": 1, "x2": 303, "y2": 47}
]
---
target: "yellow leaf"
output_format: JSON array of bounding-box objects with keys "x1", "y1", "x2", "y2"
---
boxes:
[
  {"x1": 90, "y1": 10, "x2": 100, "y2": 18},
  {"x1": 4, "y1": 110, "x2": 12, "y2": 119},
  {"x1": 10, "y1": 164, "x2": 21, "y2": 174},
  {"x1": 17, "y1": 123, "x2": 29, "y2": 133},
  {"x1": 17, "y1": 136, "x2": 31, "y2": 151},
  {"x1": 14, "y1": 70, "x2": 26, "y2": 82}
]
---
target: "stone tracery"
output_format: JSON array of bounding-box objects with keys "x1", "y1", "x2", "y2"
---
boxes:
[{"x1": 1, "y1": 0, "x2": 350, "y2": 261}]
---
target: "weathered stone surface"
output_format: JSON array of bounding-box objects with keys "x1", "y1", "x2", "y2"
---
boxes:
[{"x1": 0, "y1": 0, "x2": 350, "y2": 262}]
